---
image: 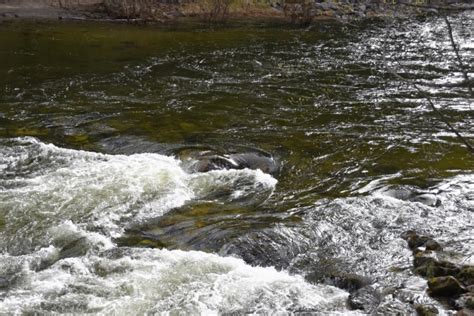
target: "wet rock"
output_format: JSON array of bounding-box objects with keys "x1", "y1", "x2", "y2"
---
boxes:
[
  {"x1": 456, "y1": 309, "x2": 474, "y2": 316},
  {"x1": 428, "y1": 276, "x2": 467, "y2": 297},
  {"x1": 299, "y1": 255, "x2": 373, "y2": 294},
  {"x1": 192, "y1": 155, "x2": 239, "y2": 172},
  {"x1": 192, "y1": 152, "x2": 279, "y2": 175},
  {"x1": 332, "y1": 273, "x2": 371, "y2": 293},
  {"x1": 219, "y1": 227, "x2": 304, "y2": 270},
  {"x1": 466, "y1": 299, "x2": 474, "y2": 310},
  {"x1": 413, "y1": 252, "x2": 437, "y2": 269},
  {"x1": 425, "y1": 239, "x2": 442, "y2": 251},
  {"x1": 408, "y1": 235, "x2": 432, "y2": 250},
  {"x1": 98, "y1": 135, "x2": 171, "y2": 155},
  {"x1": 385, "y1": 187, "x2": 415, "y2": 201},
  {"x1": 411, "y1": 194, "x2": 441, "y2": 207},
  {"x1": 374, "y1": 299, "x2": 414, "y2": 314},
  {"x1": 384, "y1": 187, "x2": 440, "y2": 207},
  {"x1": 413, "y1": 248, "x2": 424, "y2": 255},
  {"x1": 401, "y1": 231, "x2": 441, "y2": 251},
  {"x1": 306, "y1": 270, "x2": 371, "y2": 293},
  {"x1": 402, "y1": 231, "x2": 470, "y2": 309},
  {"x1": 457, "y1": 266, "x2": 474, "y2": 286},
  {"x1": 58, "y1": 237, "x2": 89, "y2": 259},
  {"x1": 115, "y1": 233, "x2": 166, "y2": 249},
  {"x1": 0, "y1": 277, "x2": 9, "y2": 289},
  {"x1": 455, "y1": 293, "x2": 474, "y2": 311},
  {"x1": 415, "y1": 303, "x2": 439, "y2": 316},
  {"x1": 415, "y1": 260, "x2": 461, "y2": 278},
  {"x1": 348, "y1": 286, "x2": 380, "y2": 313}
]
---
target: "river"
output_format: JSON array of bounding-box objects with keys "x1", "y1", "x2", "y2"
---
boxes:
[{"x1": 0, "y1": 14, "x2": 473, "y2": 314}]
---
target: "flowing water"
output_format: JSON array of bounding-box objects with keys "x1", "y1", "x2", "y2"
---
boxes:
[{"x1": 0, "y1": 14, "x2": 473, "y2": 314}]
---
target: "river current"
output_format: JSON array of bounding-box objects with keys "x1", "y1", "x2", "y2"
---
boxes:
[{"x1": 0, "y1": 13, "x2": 473, "y2": 314}]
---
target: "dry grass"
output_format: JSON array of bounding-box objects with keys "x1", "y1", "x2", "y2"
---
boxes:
[
  {"x1": 183, "y1": 0, "x2": 282, "y2": 20},
  {"x1": 103, "y1": 0, "x2": 168, "y2": 20}
]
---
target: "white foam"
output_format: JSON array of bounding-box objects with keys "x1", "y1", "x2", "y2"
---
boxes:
[
  {"x1": 0, "y1": 138, "x2": 278, "y2": 253},
  {"x1": 0, "y1": 248, "x2": 349, "y2": 314},
  {"x1": 0, "y1": 138, "x2": 299, "y2": 314}
]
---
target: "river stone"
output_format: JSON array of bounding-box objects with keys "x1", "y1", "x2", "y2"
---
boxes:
[
  {"x1": 428, "y1": 276, "x2": 467, "y2": 297},
  {"x1": 0, "y1": 277, "x2": 8, "y2": 289},
  {"x1": 58, "y1": 237, "x2": 89, "y2": 259},
  {"x1": 311, "y1": 271, "x2": 371, "y2": 293},
  {"x1": 457, "y1": 266, "x2": 474, "y2": 286},
  {"x1": 407, "y1": 234, "x2": 441, "y2": 251},
  {"x1": 348, "y1": 285, "x2": 380, "y2": 312},
  {"x1": 415, "y1": 260, "x2": 461, "y2": 278},
  {"x1": 190, "y1": 152, "x2": 279, "y2": 175},
  {"x1": 465, "y1": 297, "x2": 474, "y2": 310},
  {"x1": 384, "y1": 188, "x2": 440, "y2": 207},
  {"x1": 414, "y1": 304, "x2": 439, "y2": 316},
  {"x1": 301, "y1": 257, "x2": 371, "y2": 293},
  {"x1": 410, "y1": 194, "x2": 441, "y2": 207},
  {"x1": 386, "y1": 188, "x2": 415, "y2": 201},
  {"x1": 401, "y1": 231, "x2": 437, "y2": 250},
  {"x1": 408, "y1": 235, "x2": 432, "y2": 249},
  {"x1": 425, "y1": 239, "x2": 442, "y2": 251},
  {"x1": 413, "y1": 252, "x2": 437, "y2": 269},
  {"x1": 455, "y1": 293, "x2": 474, "y2": 311}
]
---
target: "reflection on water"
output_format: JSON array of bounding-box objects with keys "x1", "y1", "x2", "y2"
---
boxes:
[{"x1": 0, "y1": 13, "x2": 473, "y2": 314}]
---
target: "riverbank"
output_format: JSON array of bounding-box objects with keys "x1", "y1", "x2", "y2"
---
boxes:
[{"x1": 1, "y1": 0, "x2": 470, "y2": 25}]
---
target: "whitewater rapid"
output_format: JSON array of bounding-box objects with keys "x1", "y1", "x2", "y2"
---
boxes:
[{"x1": 0, "y1": 137, "x2": 351, "y2": 314}]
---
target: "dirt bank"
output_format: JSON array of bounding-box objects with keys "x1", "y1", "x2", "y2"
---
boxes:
[
  {"x1": 0, "y1": 0, "x2": 472, "y2": 25},
  {"x1": 0, "y1": 0, "x2": 106, "y2": 20}
]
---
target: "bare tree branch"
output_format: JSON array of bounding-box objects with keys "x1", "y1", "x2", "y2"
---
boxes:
[
  {"x1": 443, "y1": 15, "x2": 473, "y2": 98},
  {"x1": 379, "y1": 13, "x2": 474, "y2": 155},
  {"x1": 387, "y1": 67, "x2": 474, "y2": 154}
]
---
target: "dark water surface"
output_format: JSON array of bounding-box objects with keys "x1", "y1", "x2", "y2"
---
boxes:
[{"x1": 0, "y1": 15, "x2": 473, "y2": 314}]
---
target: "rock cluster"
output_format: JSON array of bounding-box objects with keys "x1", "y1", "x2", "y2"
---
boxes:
[{"x1": 402, "y1": 231, "x2": 474, "y2": 315}]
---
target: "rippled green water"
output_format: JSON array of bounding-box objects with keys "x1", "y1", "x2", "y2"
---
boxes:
[
  {"x1": 1, "y1": 18, "x2": 472, "y2": 212},
  {"x1": 0, "y1": 16, "x2": 473, "y2": 314}
]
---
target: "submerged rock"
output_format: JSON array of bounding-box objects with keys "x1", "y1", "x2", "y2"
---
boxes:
[
  {"x1": 458, "y1": 266, "x2": 474, "y2": 287},
  {"x1": 428, "y1": 276, "x2": 467, "y2": 297},
  {"x1": 413, "y1": 252, "x2": 437, "y2": 269},
  {"x1": 401, "y1": 231, "x2": 442, "y2": 251},
  {"x1": 414, "y1": 304, "x2": 439, "y2": 316},
  {"x1": 408, "y1": 234, "x2": 432, "y2": 250},
  {"x1": 348, "y1": 285, "x2": 380, "y2": 313},
  {"x1": 305, "y1": 270, "x2": 371, "y2": 293},
  {"x1": 58, "y1": 237, "x2": 89, "y2": 260},
  {"x1": 411, "y1": 194, "x2": 441, "y2": 207},
  {"x1": 456, "y1": 309, "x2": 474, "y2": 316},
  {"x1": 0, "y1": 277, "x2": 9, "y2": 289},
  {"x1": 425, "y1": 239, "x2": 443, "y2": 251},
  {"x1": 190, "y1": 152, "x2": 279, "y2": 175},
  {"x1": 455, "y1": 293, "x2": 474, "y2": 311},
  {"x1": 415, "y1": 260, "x2": 461, "y2": 278},
  {"x1": 402, "y1": 231, "x2": 472, "y2": 310},
  {"x1": 383, "y1": 187, "x2": 441, "y2": 207}
]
